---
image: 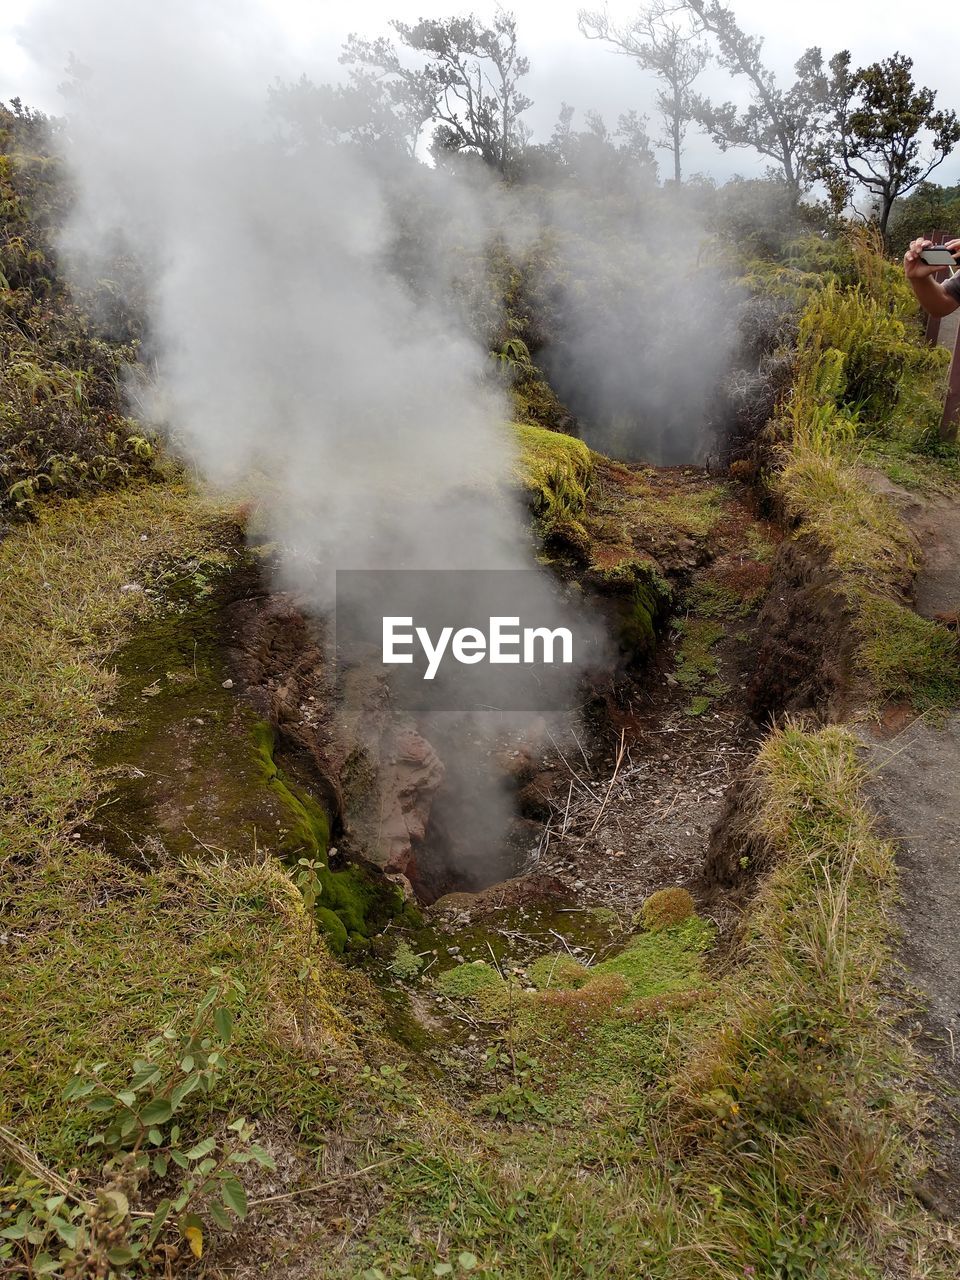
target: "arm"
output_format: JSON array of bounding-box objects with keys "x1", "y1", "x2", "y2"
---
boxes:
[{"x1": 904, "y1": 237, "x2": 960, "y2": 317}]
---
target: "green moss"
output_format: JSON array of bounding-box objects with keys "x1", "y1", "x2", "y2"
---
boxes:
[
  {"x1": 591, "y1": 917, "x2": 714, "y2": 1000},
  {"x1": 251, "y1": 721, "x2": 331, "y2": 855},
  {"x1": 617, "y1": 567, "x2": 672, "y2": 662},
  {"x1": 252, "y1": 722, "x2": 405, "y2": 950},
  {"x1": 684, "y1": 578, "x2": 752, "y2": 619},
  {"x1": 314, "y1": 907, "x2": 348, "y2": 955},
  {"x1": 512, "y1": 422, "x2": 593, "y2": 520},
  {"x1": 541, "y1": 511, "x2": 593, "y2": 560},
  {"x1": 435, "y1": 961, "x2": 505, "y2": 999},
  {"x1": 527, "y1": 953, "x2": 589, "y2": 990},
  {"x1": 674, "y1": 618, "x2": 724, "y2": 691},
  {"x1": 389, "y1": 940, "x2": 424, "y2": 981},
  {"x1": 470, "y1": 922, "x2": 715, "y2": 1131},
  {"x1": 510, "y1": 366, "x2": 573, "y2": 433},
  {"x1": 620, "y1": 581, "x2": 656, "y2": 659}
]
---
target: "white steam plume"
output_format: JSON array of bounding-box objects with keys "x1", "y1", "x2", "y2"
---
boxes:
[{"x1": 18, "y1": 0, "x2": 602, "y2": 892}]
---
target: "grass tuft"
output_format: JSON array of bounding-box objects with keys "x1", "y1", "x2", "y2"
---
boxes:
[{"x1": 855, "y1": 591, "x2": 960, "y2": 712}]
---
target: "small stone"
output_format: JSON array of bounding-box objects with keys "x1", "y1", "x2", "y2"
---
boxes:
[{"x1": 221, "y1": 678, "x2": 234, "y2": 689}]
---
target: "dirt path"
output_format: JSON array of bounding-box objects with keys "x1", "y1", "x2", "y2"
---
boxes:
[
  {"x1": 865, "y1": 469, "x2": 960, "y2": 618},
  {"x1": 859, "y1": 472, "x2": 960, "y2": 1213}
]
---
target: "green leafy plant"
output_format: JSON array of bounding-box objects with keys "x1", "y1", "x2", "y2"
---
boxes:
[
  {"x1": 358, "y1": 1063, "x2": 416, "y2": 1107},
  {"x1": 389, "y1": 940, "x2": 424, "y2": 981},
  {"x1": 27, "y1": 971, "x2": 278, "y2": 1271},
  {"x1": 492, "y1": 336, "x2": 533, "y2": 374}
]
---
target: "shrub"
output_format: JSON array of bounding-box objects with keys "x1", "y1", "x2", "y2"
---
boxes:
[
  {"x1": 0, "y1": 102, "x2": 160, "y2": 520},
  {"x1": 2, "y1": 977, "x2": 275, "y2": 1276},
  {"x1": 796, "y1": 281, "x2": 946, "y2": 439}
]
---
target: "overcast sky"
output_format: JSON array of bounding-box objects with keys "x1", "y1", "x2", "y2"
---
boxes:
[{"x1": 3, "y1": 0, "x2": 959, "y2": 186}]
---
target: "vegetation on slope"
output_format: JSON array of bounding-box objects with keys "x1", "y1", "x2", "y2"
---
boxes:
[
  {"x1": 347, "y1": 725, "x2": 958, "y2": 1279},
  {"x1": 641, "y1": 723, "x2": 948, "y2": 1278},
  {"x1": 758, "y1": 230, "x2": 960, "y2": 711},
  {"x1": 3, "y1": 488, "x2": 955, "y2": 1277},
  {"x1": 0, "y1": 103, "x2": 162, "y2": 522},
  {"x1": 0, "y1": 486, "x2": 439, "y2": 1275},
  {"x1": 2, "y1": 82, "x2": 959, "y2": 1280}
]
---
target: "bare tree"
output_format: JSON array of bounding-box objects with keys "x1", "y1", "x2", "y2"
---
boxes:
[
  {"x1": 682, "y1": 0, "x2": 829, "y2": 201},
  {"x1": 342, "y1": 11, "x2": 532, "y2": 175},
  {"x1": 579, "y1": 3, "x2": 708, "y2": 183}
]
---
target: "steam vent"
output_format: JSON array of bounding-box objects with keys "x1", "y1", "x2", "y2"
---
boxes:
[{"x1": 4, "y1": 6, "x2": 960, "y2": 1277}]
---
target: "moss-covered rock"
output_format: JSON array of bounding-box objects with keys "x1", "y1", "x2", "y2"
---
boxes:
[
  {"x1": 620, "y1": 574, "x2": 669, "y2": 662},
  {"x1": 641, "y1": 887, "x2": 696, "y2": 932},
  {"x1": 252, "y1": 722, "x2": 407, "y2": 951},
  {"x1": 435, "y1": 960, "x2": 505, "y2": 999},
  {"x1": 513, "y1": 421, "x2": 593, "y2": 520}
]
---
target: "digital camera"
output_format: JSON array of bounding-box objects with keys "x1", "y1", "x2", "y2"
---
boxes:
[{"x1": 920, "y1": 245, "x2": 958, "y2": 267}]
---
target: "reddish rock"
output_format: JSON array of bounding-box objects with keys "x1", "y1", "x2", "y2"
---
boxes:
[{"x1": 365, "y1": 728, "x2": 446, "y2": 872}]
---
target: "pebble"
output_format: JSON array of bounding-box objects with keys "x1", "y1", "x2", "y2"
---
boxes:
[{"x1": 222, "y1": 678, "x2": 234, "y2": 689}]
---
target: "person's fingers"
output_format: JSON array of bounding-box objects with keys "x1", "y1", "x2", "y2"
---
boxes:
[{"x1": 946, "y1": 238, "x2": 960, "y2": 250}]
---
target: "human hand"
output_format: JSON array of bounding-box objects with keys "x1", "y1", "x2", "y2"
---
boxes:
[{"x1": 904, "y1": 236, "x2": 960, "y2": 280}]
